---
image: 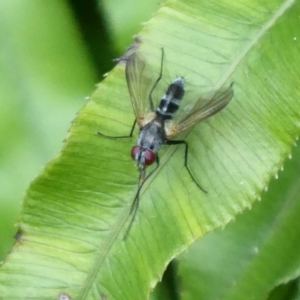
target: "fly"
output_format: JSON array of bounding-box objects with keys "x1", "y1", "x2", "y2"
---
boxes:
[{"x1": 99, "y1": 47, "x2": 234, "y2": 239}]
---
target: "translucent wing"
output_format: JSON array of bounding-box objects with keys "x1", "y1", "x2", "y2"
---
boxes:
[
  {"x1": 167, "y1": 84, "x2": 234, "y2": 138},
  {"x1": 125, "y1": 52, "x2": 155, "y2": 127}
]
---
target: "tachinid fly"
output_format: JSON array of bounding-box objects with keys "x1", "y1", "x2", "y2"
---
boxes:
[{"x1": 99, "y1": 48, "x2": 234, "y2": 239}]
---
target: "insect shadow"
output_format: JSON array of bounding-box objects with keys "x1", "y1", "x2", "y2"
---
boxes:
[{"x1": 98, "y1": 48, "x2": 234, "y2": 239}]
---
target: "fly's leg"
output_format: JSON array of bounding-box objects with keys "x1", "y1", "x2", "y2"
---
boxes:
[
  {"x1": 148, "y1": 48, "x2": 165, "y2": 112},
  {"x1": 167, "y1": 140, "x2": 207, "y2": 193},
  {"x1": 123, "y1": 155, "x2": 160, "y2": 240},
  {"x1": 97, "y1": 119, "x2": 137, "y2": 139}
]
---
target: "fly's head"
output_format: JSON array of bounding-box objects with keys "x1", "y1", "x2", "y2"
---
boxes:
[
  {"x1": 131, "y1": 146, "x2": 156, "y2": 181},
  {"x1": 131, "y1": 120, "x2": 163, "y2": 169},
  {"x1": 131, "y1": 146, "x2": 156, "y2": 169}
]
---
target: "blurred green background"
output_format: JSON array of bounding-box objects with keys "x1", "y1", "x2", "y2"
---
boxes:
[{"x1": 0, "y1": 0, "x2": 162, "y2": 261}]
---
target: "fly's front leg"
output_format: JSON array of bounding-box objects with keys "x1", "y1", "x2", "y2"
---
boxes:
[
  {"x1": 97, "y1": 119, "x2": 137, "y2": 139},
  {"x1": 123, "y1": 155, "x2": 160, "y2": 240},
  {"x1": 166, "y1": 140, "x2": 207, "y2": 193}
]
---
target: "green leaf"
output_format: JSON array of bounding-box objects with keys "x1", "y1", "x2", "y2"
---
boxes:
[{"x1": 1, "y1": 0, "x2": 300, "y2": 299}]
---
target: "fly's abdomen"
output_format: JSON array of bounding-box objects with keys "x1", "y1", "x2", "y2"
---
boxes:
[{"x1": 156, "y1": 77, "x2": 185, "y2": 120}]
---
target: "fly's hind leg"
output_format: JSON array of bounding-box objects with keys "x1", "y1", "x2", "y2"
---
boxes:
[{"x1": 166, "y1": 140, "x2": 207, "y2": 193}]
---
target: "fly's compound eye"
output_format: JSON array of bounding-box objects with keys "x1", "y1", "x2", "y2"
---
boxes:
[
  {"x1": 131, "y1": 146, "x2": 156, "y2": 165},
  {"x1": 131, "y1": 146, "x2": 140, "y2": 161},
  {"x1": 143, "y1": 150, "x2": 156, "y2": 165}
]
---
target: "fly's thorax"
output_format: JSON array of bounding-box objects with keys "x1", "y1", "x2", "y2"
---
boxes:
[
  {"x1": 156, "y1": 77, "x2": 185, "y2": 120},
  {"x1": 137, "y1": 118, "x2": 166, "y2": 153}
]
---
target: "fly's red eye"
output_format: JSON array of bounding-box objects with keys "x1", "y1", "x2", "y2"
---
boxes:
[
  {"x1": 131, "y1": 146, "x2": 140, "y2": 161},
  {"x1": 131, "y1": 146, "x2": 156, "y2": 166},
  {"x1": 144, "y1": 150, "x2": 156, "y2": 165}
]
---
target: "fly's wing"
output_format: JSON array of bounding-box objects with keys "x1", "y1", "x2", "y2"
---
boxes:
[
  {"x1": 125, "y1": 52, "x2": 155, "y2": 127},
  {"x1": 167, "y1": 84, "x2": 234, "y2": 138}
]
